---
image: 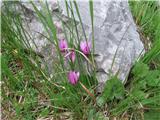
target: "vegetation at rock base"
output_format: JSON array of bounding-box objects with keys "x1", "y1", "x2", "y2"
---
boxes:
[{"x1": 1, "y1": 1, "x2": 160, "y2": 120}]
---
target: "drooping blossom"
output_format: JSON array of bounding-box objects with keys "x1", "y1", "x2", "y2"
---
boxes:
[
  {"x1": 80, "y1": 41, "x2": 91, "y2": 55},
  {"x1": 68, "y1": 71, "x2": 80, "y2": 85},
  {"x1": 59, "y1": 39, "x2": 68, "y2": 52},
  {"x1": 69, "y1": 50, "x2": 76, "y2": 63}
]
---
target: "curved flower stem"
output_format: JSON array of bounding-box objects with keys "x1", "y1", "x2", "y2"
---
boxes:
[
  {"x1": 64, "y1": 51, "x2": 71, "y2": 58},
  {"x1": 79, "y1": 81, "x2": 96, "y2": 102},
  {"x1": 66, "y1": 48, "x2": 96, "y2": 68}
]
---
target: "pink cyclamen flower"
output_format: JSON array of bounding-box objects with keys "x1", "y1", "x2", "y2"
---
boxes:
[
  {"x1": 59, "y1": 39, "x2": 68, "y2": 52},
  {"x1": 68, "y1": 71, "x2": 80, "y2": 85},
  {"x1": 69, "y1": 50, "x2": 76, "y2": 63},
  {"x1": 80, "y1": 41, "x2": 91, "y2": 55}
]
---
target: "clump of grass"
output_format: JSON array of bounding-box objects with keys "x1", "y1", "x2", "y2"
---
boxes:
[{"x1": 1, "y1": 1, "x2": 97, "y2": 119}]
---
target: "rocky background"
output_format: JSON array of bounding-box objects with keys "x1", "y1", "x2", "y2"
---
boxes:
[{"x1": 2, "y1": 0, "x2": 144, "y2": 92}]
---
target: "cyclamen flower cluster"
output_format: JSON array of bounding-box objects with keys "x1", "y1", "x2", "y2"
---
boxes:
[{"x1": 59, "y1": 39, "x2": 91, "y2": 85}]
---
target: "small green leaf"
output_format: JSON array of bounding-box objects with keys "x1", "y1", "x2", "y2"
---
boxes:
[
  {"x1": 40, "y1": 107, "x2": 49, "y2": 117},
  {"x1": 132, "y1": 62, "x2": 149, "y2": 78},
  {"x1": 145, "y1": 70, "x2": 160, "y2": 87},
  {"x1": 97, "y1": 77, "x2": 125, "y2": 107},
  {"x1": 132, "y1": 90, "x2": 145, "y2": 100},
  {"x1": 96, "y1": 97, "x2": 105, "y2": 107},
  {"x1": 88, "y1": 108, "x2": 96, "y2": 120}
]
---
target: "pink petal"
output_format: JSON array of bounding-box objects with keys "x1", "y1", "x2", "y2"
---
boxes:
[
  {"x1": 68, "y1": 71, "x2": 80, "y2": 85},
  {"x1": 59, "y1": 39, "x2": 68, "y2": 52},
  {"x1": 76, "y1": 72, "x2": 80, "y2": 78},
  {"x1": 80, "y1": 41, "x2": 91, "y2": 55},
  {"x1": 80, "y1": 41, "x2": 86, "y2": 51},
  {"x1": 70, "y1": 50, "x2": 76, "y2": 63}
]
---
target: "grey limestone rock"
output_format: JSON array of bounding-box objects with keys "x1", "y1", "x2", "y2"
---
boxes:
[{"x1": 59, "y1": 0, "x2": 144, "y2": 91}]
